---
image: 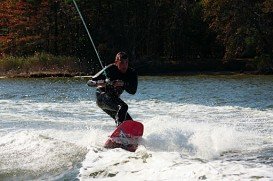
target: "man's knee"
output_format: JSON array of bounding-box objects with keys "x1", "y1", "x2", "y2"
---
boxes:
[
  {"x1": 96, "y1": 98, "x2": 104, "y2": 109},
  {"x1": 120, "y1": 103, "x2": 128, "y2": 112},
  {"x1": 96, "y1": 93, "x2": 104, "y2": 107}
]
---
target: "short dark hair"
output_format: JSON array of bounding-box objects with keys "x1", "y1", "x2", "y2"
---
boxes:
[{"x1": 115, "y1": 52, "x2": 128, "y2": 61}]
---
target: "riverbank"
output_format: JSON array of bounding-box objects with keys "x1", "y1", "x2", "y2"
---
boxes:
[
  {"x1": 0, "y1": 70, "x2": 268, "y2": 79},
  {"x1": 0, "y1": 53, "x2": 81, "y2": 78},
  {"x1": 0, "y1": 71, "x2": 85, "y2": 78},
  {"x1": 1, "y1": 54, "x2": 272, "y2": 78}
]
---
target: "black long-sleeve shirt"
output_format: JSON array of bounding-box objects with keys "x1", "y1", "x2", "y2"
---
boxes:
[{"x1": 91, "y1": 64, "x2": 138, "y2": 96}]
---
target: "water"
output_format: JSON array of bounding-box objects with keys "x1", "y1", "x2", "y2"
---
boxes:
[{"x1": 0, "y1": 75, "x2": 273, "y2": 180}]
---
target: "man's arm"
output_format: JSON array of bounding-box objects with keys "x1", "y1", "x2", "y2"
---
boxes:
[
  {"x1": 87, "y1": 80, "x2": 107, "y2": 87},
  {"x1": 87, "y1": 64, "x2": 114, "y2": 87},
  {"x1": 91, "y1": 65, "x2": 109, "y2": 81}
]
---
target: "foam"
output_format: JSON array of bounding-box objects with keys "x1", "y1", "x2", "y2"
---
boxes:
[
  {"x1": 79, "y1": 146, "x2": 273, "y2": 180},
  {"x1": 79, "y1": 106, "x2": 273, "y2": 180},
  {"x1": 1, "y1": 85, "x2": 273, "y2": 180},
  {"x1": 0, "y1": 130, "x2": 87, "y2": 179}
]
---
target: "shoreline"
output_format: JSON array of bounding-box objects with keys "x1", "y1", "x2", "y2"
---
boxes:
[
  {"x1": 0, "y1": 72, "x2": 85, "y2": 79},
  {"x1": 1, "y1": 70, "x2": 271, "y2": 79}
]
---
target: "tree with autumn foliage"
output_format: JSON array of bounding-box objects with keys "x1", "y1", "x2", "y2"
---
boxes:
[
  {"x1": 1, "y1": 0, "x2": 273, "y2": 75},
  {"x1": 202, "y1": 0, "x2": 273, "y2": 71},
  {"x1": 1, "y1": 0, "x2": 82, "y2": 54},
  {"x1": 0, "y1": 0, "x2": 44, "y2": 56}
]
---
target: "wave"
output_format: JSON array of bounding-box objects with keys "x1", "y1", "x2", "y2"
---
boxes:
[{"x1": 0, "y1": 130, "x2": 87, "y2": 180}]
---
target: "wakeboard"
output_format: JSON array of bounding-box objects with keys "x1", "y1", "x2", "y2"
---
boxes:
[{"x1": 104, "y1": 120, "x2": 144, "y2": 152}]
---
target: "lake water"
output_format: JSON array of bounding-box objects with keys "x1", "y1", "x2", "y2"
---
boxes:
[{"x1": 0, "y1": 75, "x2": 273, "y2": 180}]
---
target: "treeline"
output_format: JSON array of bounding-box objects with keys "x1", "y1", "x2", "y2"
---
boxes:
[{"x1": 0, "y1": 0, "x2": 272, "y2": 75}]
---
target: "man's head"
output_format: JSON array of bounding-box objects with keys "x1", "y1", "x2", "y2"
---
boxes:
[{"x1": 115, "y1": 52, "x2": 128, "y2": 73}]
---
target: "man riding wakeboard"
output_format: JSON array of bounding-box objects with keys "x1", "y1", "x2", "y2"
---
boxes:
[{"x1": 87, "y1": 52, "x2": 138, "y2": 126}]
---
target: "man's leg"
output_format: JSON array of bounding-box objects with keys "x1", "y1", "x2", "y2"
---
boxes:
[
  {"x1": 103, "y1": 109, "x2": 132, "y2": 126},
  {"x1": 96, "y1": 93, "x2": 132, "y2": 124},
  {"x1": 125, "y1": 112, "x2": 132, "y2": 121}
]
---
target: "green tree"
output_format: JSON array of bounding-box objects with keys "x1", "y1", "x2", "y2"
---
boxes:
[{"x1": 202, "y1": 0, "x2": 273, "y2": 71}]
